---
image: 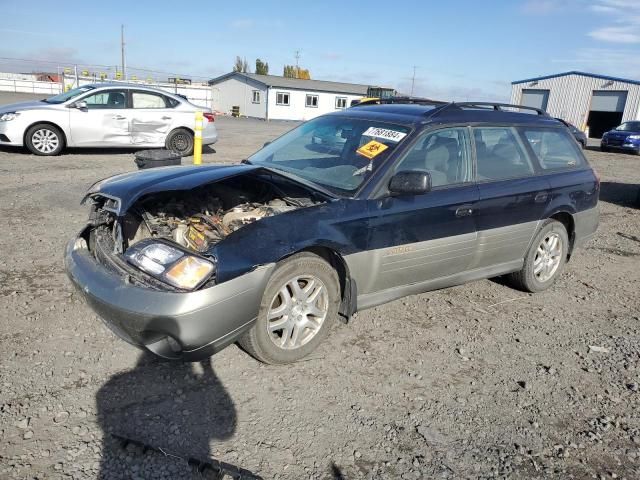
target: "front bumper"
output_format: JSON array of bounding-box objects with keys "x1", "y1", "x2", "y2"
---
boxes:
[
  {"x1": 0, "y1": 120, "x2": 24, "y2": 146},
  {"x1": 64, "y1": 235, "x2": 274, "y2": 361},
  {"x1": 601, "y1": 138, "x2": 640, "y2": 153}
]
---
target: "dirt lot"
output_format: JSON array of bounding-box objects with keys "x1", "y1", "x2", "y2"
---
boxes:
[{"x1": 0, "y1": 101, "x2": 639, "y2": 479}]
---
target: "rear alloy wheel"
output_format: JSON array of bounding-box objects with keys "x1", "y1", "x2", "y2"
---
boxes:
[
  {"x1": 506, "y1": 219, "x2": 568, "y2": 293},
  {"x1": 25, "y1": 124, "x2": 64, "y2": 156},
  {"x1": 165, "y1": 128, "x2": 194, "y2": 156},
  {"x1": 239, "y1": 252, "x2": 340, "y2": 364}
]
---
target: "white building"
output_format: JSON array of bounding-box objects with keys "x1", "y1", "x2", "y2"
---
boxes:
[
  {"x1": 208, "y1": 72, "x2": 370, "y2": 121},
  {"x1": 511, "y1": 71, "x2": 640, "y2": 138}
]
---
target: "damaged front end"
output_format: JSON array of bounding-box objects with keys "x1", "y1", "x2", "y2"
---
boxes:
[{"x1": 81, "y1": 168, "x2": 325, "y2": 292}]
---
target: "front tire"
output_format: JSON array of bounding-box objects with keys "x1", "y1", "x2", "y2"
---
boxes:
[
  {"x1": 25, "y1": 123, "x2": 64, "y2": 156},
  {"x1": 600, "y1": 145, "x2": 609, "y2": 152},
  {"x1": 506, "y1": 219, "x2": 568, "y2": 293},
  {"x1": 165, "y1": 128, "x2": 194, "y2": 156},
  {"x1": 239, "y1": 252, "x2": 340, "y2": 364}
]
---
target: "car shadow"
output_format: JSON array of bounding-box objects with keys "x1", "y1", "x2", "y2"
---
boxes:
[
  {"x1": 599, "y1": 181, "x2": 640, "y2": 208},
  {"x1": 96, "y1": 351, "x2": 259, "y2": 478}
]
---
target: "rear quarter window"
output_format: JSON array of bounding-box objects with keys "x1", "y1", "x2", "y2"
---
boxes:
[{"x1": 522, "y1": 128, "x2": 584, "y2": 170}]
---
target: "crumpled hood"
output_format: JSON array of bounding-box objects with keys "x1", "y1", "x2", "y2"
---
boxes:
[
  {"x1": 0, "y1": 100, "x2": 53, "y2": 113},
  {"x1": 86, "y1": 164, "x2": 263, "y2": 215}
]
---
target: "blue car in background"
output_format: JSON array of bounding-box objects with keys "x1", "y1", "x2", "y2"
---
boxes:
[{"x1": 601, "y1": 121, "x2": 640, "y2": 154}]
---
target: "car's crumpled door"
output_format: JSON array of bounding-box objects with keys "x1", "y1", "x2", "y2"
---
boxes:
[
  {"x1": 129, "y1": 91, "x2": 174, "y2": 146},
  {"x1": 69, "y1": 89, "x2": 130, "y2": 146}
]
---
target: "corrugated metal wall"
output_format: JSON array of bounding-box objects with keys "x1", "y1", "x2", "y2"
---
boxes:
[{"x1": 510, "y1": 73, "x2": 640, "y2": 129}]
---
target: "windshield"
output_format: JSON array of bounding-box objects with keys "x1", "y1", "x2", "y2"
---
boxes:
[
  {"x1": 616, "y1": 121, "x2": 640, "y2": 132},
  {"x1": 248, "y1": 116, "x2": 411, "y2": 195},
  {"x1": 43, "y1": 86, "x2": 95, "y2": 104}
]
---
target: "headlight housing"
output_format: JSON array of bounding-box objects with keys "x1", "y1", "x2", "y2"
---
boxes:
[
  {"x1": 0, "y1": 112, "x2": 19, "y2": 122},
  {"x1": 627, "y1": 135, "x2": 640, "y2": 140},
  {"x1": 125, "y1": 240, "x2": 215, "y2": 290}
]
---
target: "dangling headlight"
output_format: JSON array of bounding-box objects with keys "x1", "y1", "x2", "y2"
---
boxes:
[{"x1": 125, "y1": 240, "x2": 215, "y2": 290}]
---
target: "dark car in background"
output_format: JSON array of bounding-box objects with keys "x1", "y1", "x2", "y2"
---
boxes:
[
  {"x1": 601, "y1": 121, "x2": 640, "y2": 154},
  {"x1": 65, "y1": 100, "x2": 599, "y2": 364},
  {"x1": 556, "y1": 118, "x2": 587, "y2": 149}
]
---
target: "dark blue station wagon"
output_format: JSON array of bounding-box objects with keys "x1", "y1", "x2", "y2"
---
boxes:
[{"x1": 65, "y1": 100, "x2": 600, "y2": 364}]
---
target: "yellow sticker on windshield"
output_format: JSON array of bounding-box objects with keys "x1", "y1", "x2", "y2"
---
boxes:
[{"x1": 357, "y1": 140, "x2": 388, "y2": 160}]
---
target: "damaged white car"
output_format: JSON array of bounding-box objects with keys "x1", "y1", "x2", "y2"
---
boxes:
[{"x1": 0, "y1": 83, "x2": 217, "y2": 156}]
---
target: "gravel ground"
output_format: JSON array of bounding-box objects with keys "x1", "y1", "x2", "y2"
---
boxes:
[{"x1": 0, "y1": 94, "x2": 639, "y2": 479}]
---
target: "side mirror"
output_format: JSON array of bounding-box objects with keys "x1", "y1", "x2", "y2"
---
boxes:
[
  {"x1": 72, "y1": 101, "x2": 88, "y2": 110},
  {"x1": 388, "y1": 170, "x2": 432, "y2": 196}
]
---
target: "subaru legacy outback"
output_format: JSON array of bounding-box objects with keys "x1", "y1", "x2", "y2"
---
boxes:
[{"x1": 65, "y1": 99, "x2": 599, "y2": 364}]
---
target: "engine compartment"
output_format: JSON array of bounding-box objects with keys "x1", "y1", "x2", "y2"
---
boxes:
[{"x1": 119, "y1": 173, "x2": 323, "y2": 254}]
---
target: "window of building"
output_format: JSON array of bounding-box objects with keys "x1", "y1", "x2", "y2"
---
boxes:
[
  {"x1": 306, "y1": 94, "x2": 319, "y2": 108},
  {"x1": 335, "y1": 97, "x2": 347, "y2": 109},
  {"x1": 132, "y1": 92, "x2": 168, "y2": 109},
  {"x1": 394, "y1": 128, "x2": 473, "y2": 188},
  {"x1": 83, "y1": 90, "x2": 128, "y2": 109},
  {"x1": 252, "y1": 90, "x2": 260, "y2": 104},
  {"x1": 276, "y1": 91, "x2": 290, "y2": 106},
  {"x1": 473, "y1": 127, "x2": 534, "y2": 181},
  {"x1": 522, "y1": 128, "x2": 584, "y2": 170}
]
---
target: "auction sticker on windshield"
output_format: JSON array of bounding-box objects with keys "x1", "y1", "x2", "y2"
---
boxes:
[
  {"x1": 363, "y1": 127, "x2": 407, "y2": 142},
  {"x1": 357, "y1": 140, "x2": 388, "y2": 159}
]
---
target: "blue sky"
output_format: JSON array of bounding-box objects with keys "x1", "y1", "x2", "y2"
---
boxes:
[{"x1": 1, "y1": 0, "x2": 640, "y2": 102}]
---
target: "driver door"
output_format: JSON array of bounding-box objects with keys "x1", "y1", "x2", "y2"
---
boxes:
[
  {"x1": 356, "y1": 127, "x2": 479, "y2": 294},
  {"x1": 69, "y1": 89, "x2": 131, "y2": 146}
]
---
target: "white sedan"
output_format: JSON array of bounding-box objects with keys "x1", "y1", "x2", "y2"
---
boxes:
[{"x1": 0, "y1": 83, "x2": 217, "y2": 156}]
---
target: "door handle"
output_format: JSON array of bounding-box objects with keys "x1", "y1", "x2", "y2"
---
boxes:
[
  {"x1": 455, "y1": 206, "x2": 474, "y2": 217},
  {"x1": 112, "y1": 115, "x2": 126, "y2": 120},
  {"x1": 162, "y1": 116, "x2": 172, "y2": 120},
  {"x1": 534, "y1": 192, "x2": 548, "y2": 203}
]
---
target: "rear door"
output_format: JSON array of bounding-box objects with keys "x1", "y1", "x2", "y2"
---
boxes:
[
  {"x1": 69, "y1": 89, "x2": 130, "y2": 146},
  {"x1": 129, "y1": 90, "x2": 176, "y2": 146},
  {"x1": 356, "y1": 127, "x2": 479, "y2": 294},
  {"x1": 471, "y1": 126, "x2": 551, "y2": 270}
]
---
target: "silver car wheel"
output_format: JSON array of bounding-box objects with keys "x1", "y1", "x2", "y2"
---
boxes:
[
  {"x1": 533, "y1": 232, "x2": 562, "y2": 282},
  {"x1": 31, "y1": 128, "x2": 59, "y2": 154},
  {"x1": 266, "y1": 275, "x2": 328, "y2": 350}
]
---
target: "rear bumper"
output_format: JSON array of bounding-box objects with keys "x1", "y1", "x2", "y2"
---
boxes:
[
  {"x1": 572, "y1": 206, "x2": 599, "y2": 249},
  {"x1": 64, "y1": 234, "x2": 274, "y2": 361},
  {"x1": 202, "y1": 124, "x2": 218, "y2": 145}
]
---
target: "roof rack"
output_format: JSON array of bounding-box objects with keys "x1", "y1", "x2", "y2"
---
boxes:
[
  {"x1": 354, "y1": 96, "x2": 448, "y2": 107},
  {"x1": 451, "y1": 102, "x2": 549, "y2": 116}
]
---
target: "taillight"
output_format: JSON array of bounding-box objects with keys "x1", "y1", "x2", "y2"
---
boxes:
[{"x1": 203, "y1": 113, "x2": 215, "y2": 123}]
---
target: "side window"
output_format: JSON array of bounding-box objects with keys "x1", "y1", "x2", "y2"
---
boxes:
[
  {"x1": 335, "y1": 97, "x2": 347, "y2": 109},
  {"x1": 252, "y1": 90, "x2": 260, "y2": 104},
  {"x1": 473, "y1": 127, "x2": 534, "y2": 181},
  {"x1": 276, "y1": 92, "x2": 290, "y2": 106},
  {"x1": 132, "y1": 92, "x2": 168, "y2": 109},
  {"x1": 83, "y1": 90, "x2": 127, "y2": 109},
  {"x1": 522, "y1": 128, "x2": 583, "y2": 170},
  {"x1": 394, "y1": 128, "x2": 472, "y2": 188}
]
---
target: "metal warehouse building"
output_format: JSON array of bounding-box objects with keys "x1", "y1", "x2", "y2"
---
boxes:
[
  {"x1": 511, "y1": 71, "x2": 640, "y2": 138},
  {"x1": 208, "y1": 72, "x2": 369, "y2": 121}
]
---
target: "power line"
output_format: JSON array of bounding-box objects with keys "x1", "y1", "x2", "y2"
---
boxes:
[{"x1": 411, "y1": 66, "x2": 418, "y2": 96}]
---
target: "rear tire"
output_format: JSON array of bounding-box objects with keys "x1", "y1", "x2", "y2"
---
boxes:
[
  {"x1": 165, "y1": 128, "x2": 194, "y2": 156},
  {"x1": 239, "y1": 252, "x2": 340, "y2": 364},
  {"x1": 25, "y1": 123, "x2": 64, "y2": 156},
  {"x1": 506, "y1": 219, "x2": 568, "y2": 293}
]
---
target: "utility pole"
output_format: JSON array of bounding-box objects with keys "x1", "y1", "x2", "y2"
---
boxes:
[
  {"x1": 120, "y1": 24, "x2": 126, "y2": 81},
  {"x1": 294, "y1": 50, "x2": 300, "y2": 79},
  {"x1": 410, "y1": 66, "x2": 417, "y2": 96}
]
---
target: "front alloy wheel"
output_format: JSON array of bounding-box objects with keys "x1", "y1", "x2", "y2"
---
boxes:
[
  {"x1": 239, "y1": 252, "x2": 340, "y2": 364},
  {"x1": 25, "y1": 123, "x2": 64, "y2": 155},
  {"x1": 266, "y1": 275, "x2": 329, "y2": 350}
]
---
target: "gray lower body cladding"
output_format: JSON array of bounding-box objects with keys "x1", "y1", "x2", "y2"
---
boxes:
[{"x1": 65, "y1": 237, "x2": 274, "y2": 361}]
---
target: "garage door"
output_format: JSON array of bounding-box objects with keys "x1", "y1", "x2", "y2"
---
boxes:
[
  {"x1": 521, "y1": 89, "x2": 550, "y2": 111},
  {"x1": 590, "y1": 90, "x2": 627, "y2": 112}
]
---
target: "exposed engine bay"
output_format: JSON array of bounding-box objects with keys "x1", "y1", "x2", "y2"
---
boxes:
[{"x1": 119, "y1": 174, "x2": 323, "y2": 254}]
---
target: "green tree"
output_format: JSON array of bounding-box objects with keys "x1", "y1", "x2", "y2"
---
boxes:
[
  {"x1": 233, "y1": 56, "x2": 250, "y2": 73},
  {"x1": 255, "y1": 58, "x2": 269, "y2": 75},
  {"x1": 283, "y1": 65, "x2": 310, "y2": 79}
]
